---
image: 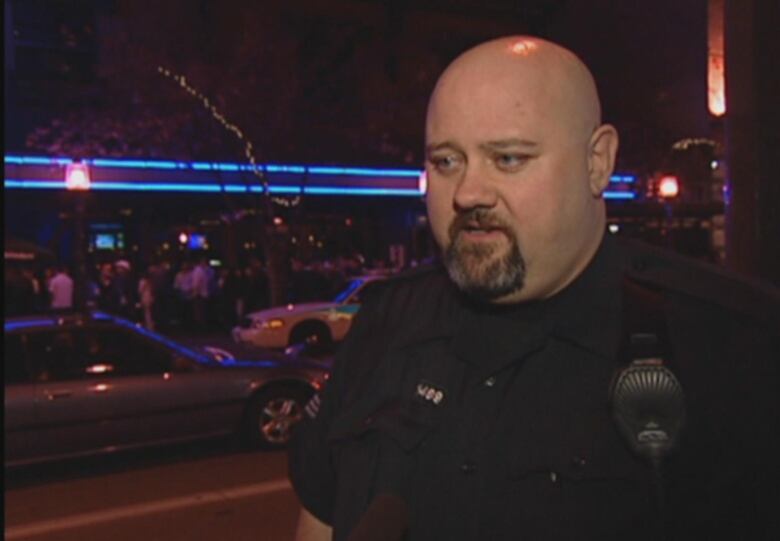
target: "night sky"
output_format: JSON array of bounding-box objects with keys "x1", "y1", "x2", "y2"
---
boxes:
[{"x1": 5, "y1": 0, "x2": 711, "y2": 174}]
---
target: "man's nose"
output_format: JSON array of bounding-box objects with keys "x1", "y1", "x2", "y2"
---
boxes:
[{"x1": 453, "y1": 165, "x2": 498, "y2": 211}]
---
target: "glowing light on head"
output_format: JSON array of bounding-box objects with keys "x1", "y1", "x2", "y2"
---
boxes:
[
  {"x1": 273, "y1": 216, "x2": 284, "y2": 226},
  {"x1": 65, "y1": 163, "x2": 91, "y2": 190},
  {"x1": 509, "y1": 39, "x2": 538, "y2": 56},
  {"x1": 659, "y1": 176, "x2": 680, "y2": 199},
  {"x1": 178, "y1": 232, "x2": 189, "y2": 244}
]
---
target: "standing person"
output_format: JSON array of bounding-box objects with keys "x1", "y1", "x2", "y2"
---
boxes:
[
  {"x1": 48, "y1": 265, "x2": 74, "y2": 310},
  {"x1": 221, "y1": 266, "x2": 248, "y2": 327},
  {"x1": 148, "y1": 260, "x2": 170, "y2": 330},
  {"x1": 190, "y1": 257, "x2": 211, "y2": 330},
  {"x1": 246, "y1": 258, "x2": 270, "y2": 311},
  {"x1": 113, "y1": 259, "x2": 135, "y2": 319},
  {"x1": 173, "y1": 261, "x2": 195, "y2": 329},
  {"x1": 288, "y1": 36, "x2": 779, "y2": 541},
  {"x1": 96, "y1": 262, "x2": 116, "y2": 312},
  {"x1": 137, "y1": 268, "x2": 155, "y2": 330}
]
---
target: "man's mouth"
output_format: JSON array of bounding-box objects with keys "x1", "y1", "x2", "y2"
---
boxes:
[{"x1": 457, "y1": 223, "x2": 507, "y2": 238}]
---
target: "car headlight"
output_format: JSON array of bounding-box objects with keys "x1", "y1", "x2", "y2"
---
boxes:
[{"x1": 260, "y1": 318, "x2": 285, "y2": 330}]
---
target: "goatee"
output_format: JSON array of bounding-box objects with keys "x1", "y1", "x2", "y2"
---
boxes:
[{"x1": 443, "y1": 209, "x2": 526, "y2": 301}]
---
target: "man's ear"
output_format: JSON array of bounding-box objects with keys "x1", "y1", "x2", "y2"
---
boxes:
[{"x1": 587, "y1": 124, "x2": 619, "y2": 197}]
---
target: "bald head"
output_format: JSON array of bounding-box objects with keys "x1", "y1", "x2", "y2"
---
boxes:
[
  {"x1": 428, "y1": 36, "x2": 602, "y2": 148},
  {"x1": 424, "y1": 36, "x2": 618, "y2": 303}
]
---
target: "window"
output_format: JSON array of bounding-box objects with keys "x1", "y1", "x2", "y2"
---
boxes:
[
  {"x1": 25, "y1": 329, "x2": 83, "y2": 382},
  {"x1": 83, "y1": 327, "x2": 176, "y2": 376}
]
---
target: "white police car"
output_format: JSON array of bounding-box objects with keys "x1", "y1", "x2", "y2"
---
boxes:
[{"x1": 232, "y1": 275, "x2": 386, "y2": 349}]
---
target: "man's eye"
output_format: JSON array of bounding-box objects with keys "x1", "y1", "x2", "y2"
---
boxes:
[
  {"x1": 494, "y1": 154, "x2": 527, "y2": 170},
  {"x1": 430, "y1": 155, "x2": 462, "y2": 174}
]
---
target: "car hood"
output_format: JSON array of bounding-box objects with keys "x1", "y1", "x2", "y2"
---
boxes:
[{"x1": 247, "y1": 302, "x2": 337, "y2": 320}]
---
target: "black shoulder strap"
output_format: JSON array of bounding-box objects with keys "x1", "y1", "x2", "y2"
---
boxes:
[{"x1": 618, "y1": 276, "x2": 673, "y2": 366}]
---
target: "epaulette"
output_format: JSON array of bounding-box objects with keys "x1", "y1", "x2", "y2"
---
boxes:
[{"x1": 619, "y1": 238, "x2": 780, "y2": 329}]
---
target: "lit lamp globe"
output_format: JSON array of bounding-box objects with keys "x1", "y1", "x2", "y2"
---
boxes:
[
  {"x1": 659, "y1": 176, "x2": 680, "y2": 199},
  {"x1": 65, "y1": 163, "x2": 91, "y2": 191}
]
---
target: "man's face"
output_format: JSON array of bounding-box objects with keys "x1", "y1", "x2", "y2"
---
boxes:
[{"x1": 425, "y1": 66, "x2": 601, "y2": 303}]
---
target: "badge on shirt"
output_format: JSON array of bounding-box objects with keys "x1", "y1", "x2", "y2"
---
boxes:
[{"x1": 414, "y1": 380, "x2": 446, "y2": 406}]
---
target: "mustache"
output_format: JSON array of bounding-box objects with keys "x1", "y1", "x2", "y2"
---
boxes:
[{"x1": 448, "y1": 208, "x2": 511, "y2": 240}]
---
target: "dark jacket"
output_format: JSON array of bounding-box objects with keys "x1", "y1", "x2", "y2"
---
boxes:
[{"x1": 289, "y1": 235, "x2": 780, "y2": 540}]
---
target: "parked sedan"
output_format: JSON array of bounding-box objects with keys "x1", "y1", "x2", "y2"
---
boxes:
[
  {"x1": 232, "y1": 274, "x2": 387, "y2": 349},
  {"x1": 4, "y1": 311, "x2": 328, "y2": 467}
]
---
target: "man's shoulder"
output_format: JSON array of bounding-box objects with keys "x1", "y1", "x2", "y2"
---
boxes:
[
  {"x1": 361, "y1": 264, "x2": 452, "y2": 307},
  {"x1": 346, "y1": 264, "x2": 456, "y2": 344},
  {"x1": 617, "y1": 238, "x2": 780, "y2": 329}
]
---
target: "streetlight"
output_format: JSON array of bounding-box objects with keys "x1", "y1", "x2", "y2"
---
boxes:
[
  {"x1": 65, "y1": 161, "x2": 91, "y2": 313},
  {"x1": 658, "y1": 175, "x2": 680, "y2": 199},
  {"x1": 658, "y1": 175, "x2": 679, "y2": 249}
]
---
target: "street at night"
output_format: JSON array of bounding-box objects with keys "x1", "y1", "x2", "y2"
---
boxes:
[
  {"x1": 4, "y1": 0, "x2": 779, "y2": 540},
  {"x1": 6, "y1": 443, "x2": 299, "y2": 541}
]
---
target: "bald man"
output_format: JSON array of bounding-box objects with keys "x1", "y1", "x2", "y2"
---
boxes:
[{"x1": 289, "y1": 36, "x2": 779, "y2": 541}]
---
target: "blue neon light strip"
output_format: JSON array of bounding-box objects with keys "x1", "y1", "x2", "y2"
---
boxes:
[
  {"x1": 6, "y1": 155, "x2": 636, "y2": 184},
  {"x1": 264, "y1": 165, "x2": 306, "y2": 174},
  {"x1": 5, "y1": 179, "x2": 635, "y2": 199},
  {"x1": 91, "y1": 182, "x2": 222, "y2": 192},
  {"x1": 5, "y1": 318, "x2": 59, "y2": 332},
  {"x1": 609, "y1": 175, "x2": 636, "y2": 184},
  {"x1": 603, "y1": 191, "x2": 636, "y2": 200},
  {"x1": 307, "y1": 166, "x2": 421, "y2": 177},
  {"x1": 4, "y1": 156, "x2": 73, "y2": 166},
  {"x1": 5, "y1": 180, "x2": 66, "y2": 189},
  {"x1": 4, "y1": 179, "x2": 424, "y2": 197},
  {"x1": 90, "y1": 159, "x2": 189, "y2": 170},
  {"x1": 4, "y1": 155, "x2": 421, "y2": 177},
  {"x1": 305, "y1": 186, "x2": 423, "y2": 196}
]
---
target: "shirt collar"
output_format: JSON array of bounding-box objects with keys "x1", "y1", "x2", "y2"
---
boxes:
[
  {"x1": 544, "y1": 233, "x2": 623, "y2": 361},
  {"x1": 450, "y1": 233, "x2": 623, "y2": 374}
]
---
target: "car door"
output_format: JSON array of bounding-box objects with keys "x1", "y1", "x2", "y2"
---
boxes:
[
  {"x1": 86, "y1": 326, "x2": 248, "y2": 447},
  {"x1": 25, "y1": 326, "x2": 119, "y2": 462},
  {"x1": 4, "y1": 332, "x2": 37, "y2": 464}
]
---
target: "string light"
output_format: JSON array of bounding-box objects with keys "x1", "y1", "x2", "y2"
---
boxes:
[{"x1": 157, "y1": 66, "x2": 299, "y2": 208}]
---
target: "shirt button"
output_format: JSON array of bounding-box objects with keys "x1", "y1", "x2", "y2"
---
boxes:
[
  {"x1": 484, "y1": 376, "x2": 497, "y2": 387},
  {"x1": 460, "y1": 460, "x2": 477, "y2": 474},
  {"x1": 572, "y1": 456, "x2": 587, "y2": 468}
]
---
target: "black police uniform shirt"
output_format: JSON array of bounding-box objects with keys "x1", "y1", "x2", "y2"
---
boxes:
[{"x1": 289, "y1": 234, "x2": 780, "y2": 541}]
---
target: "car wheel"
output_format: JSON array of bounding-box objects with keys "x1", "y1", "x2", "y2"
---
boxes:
[
  {"x1": 243, "y1": 386, "x2": 311, "y2": 450},
  {"x1": 289, "y1": 321, "x2": 332, "y2": 348}
]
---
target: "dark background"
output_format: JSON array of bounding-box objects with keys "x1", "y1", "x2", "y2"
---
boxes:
[{"x1": 4, "y1": 0, "x2": 711, "y2": 175}]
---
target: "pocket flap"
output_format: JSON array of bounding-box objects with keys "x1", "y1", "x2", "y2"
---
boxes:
[
  {"x1": 328, "y1": 400, "x2": 434, "y2": 452},
  {"x1": 508, "y1": 428, "x2": 650, "y2": 483}
]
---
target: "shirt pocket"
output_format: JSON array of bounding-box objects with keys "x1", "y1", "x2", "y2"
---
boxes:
[
  {"x1": 326, "y1": 400, "x2": 438, "y2": 523},
  {"x1": 502, "y1": 433, "x2": 654, "y2": 539}
]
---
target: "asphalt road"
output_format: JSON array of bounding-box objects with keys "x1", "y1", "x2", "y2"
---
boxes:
[{"x1": 5, "y1": 440, "x2": 301, "y2": 541}]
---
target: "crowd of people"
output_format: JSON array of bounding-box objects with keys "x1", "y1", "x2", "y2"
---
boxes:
[{"x1": 4, "y1": 253, "x2": 389, "y2": 334}]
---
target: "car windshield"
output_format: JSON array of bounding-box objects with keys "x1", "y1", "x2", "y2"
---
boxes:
[{"x1": 333, "y1": 278, "x2": 364, "y2": 304}]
